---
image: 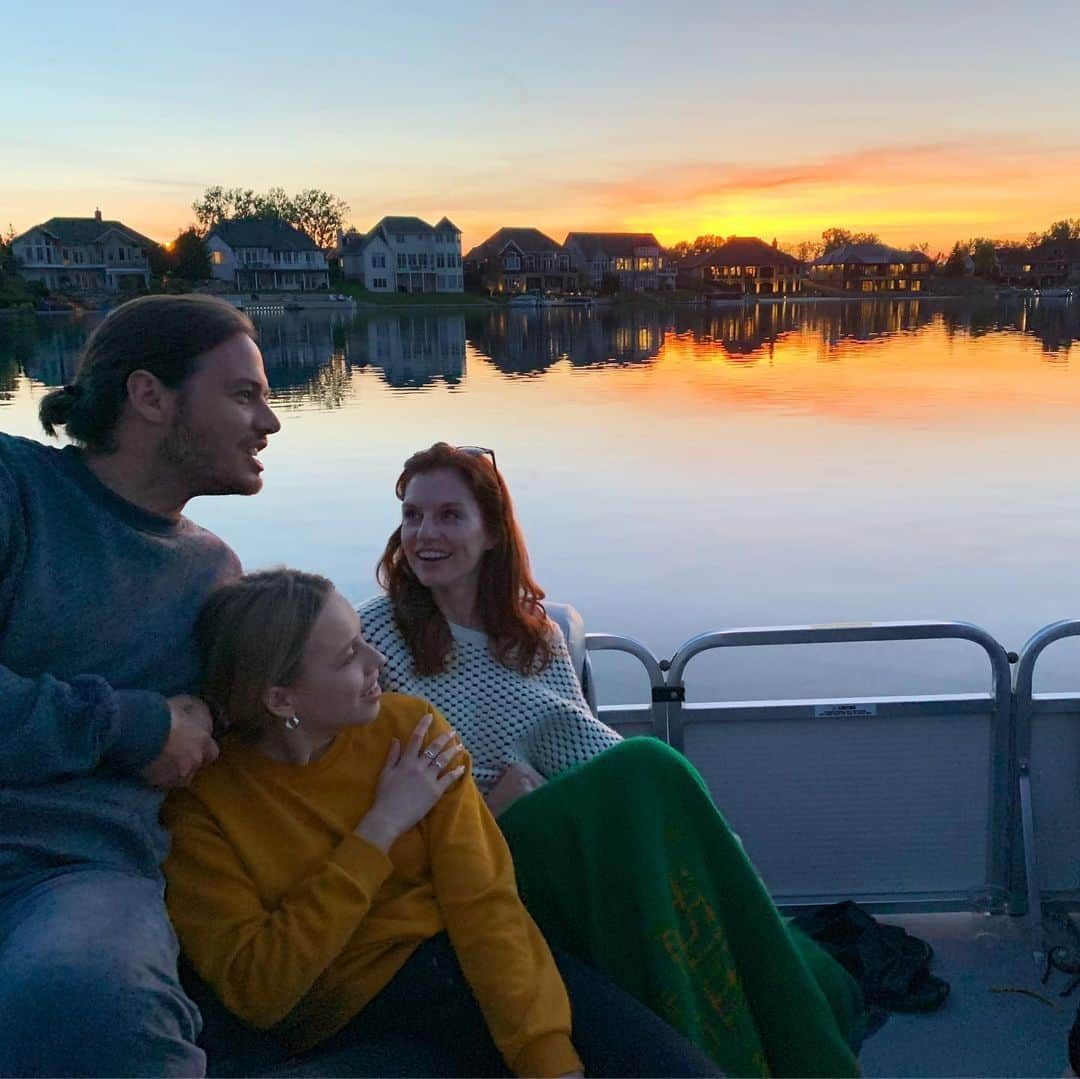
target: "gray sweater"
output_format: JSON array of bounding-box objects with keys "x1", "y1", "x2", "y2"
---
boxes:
[{"x1": 0, "y1": 434, "x2": 240, "y2": 892}]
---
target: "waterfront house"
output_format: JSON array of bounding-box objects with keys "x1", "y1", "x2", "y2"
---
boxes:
[
  {"x1": 463, "y1": 227, "x2": 577, "y2": 294},
  {"x1": 206, "y1": 219, "x2": 330, "y2": 292},
  {"x1": 1030, "y1": 239, "x2": 1080, "y2": 286},
  {"x1": 338, "y1": 216, "x2": 463, "y2": 294},
  {"x1": 562, "y1": 232, "x2": 675, "y2": 291},
  {"x1": 810, "y1": 243, "x2": 932, "y2": 293},
  {"x1": 993, "y1": 246, "x2": 1032, "y2": 286},
  {"x1": 11, "y1": 210, "x2": 154, "y2": 293},
  {"x1": 676, "y1": 237, "x2": 804, "y2": 296}
]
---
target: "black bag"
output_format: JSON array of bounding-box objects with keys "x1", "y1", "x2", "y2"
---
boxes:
[{"x1": 791, "y1": 900, "x2": 949, "y2": 1025}]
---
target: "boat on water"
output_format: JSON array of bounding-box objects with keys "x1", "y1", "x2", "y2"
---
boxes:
[
  {"x1": 567, "y1": 613, "x2": 1080, "y2": 1077},
  {"x1": 509, "y1": 290, "x2": 549, "y2": 308},
  {"x1": 1035, "y1": 286, "x2": 1074, "y2": 300}
]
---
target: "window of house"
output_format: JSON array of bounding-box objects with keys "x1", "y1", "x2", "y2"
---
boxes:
[
  {"x1": 437, "y1": 253, "x2": 445, "y2": 268},
  {"x1": 373, "y1": 254, "x2": 386, "y2": 268},
  {"x1": 395, "y1": 234, "x2": 405, "y2": 243},
  {"x1": 408, "y1": 253, "x2": 419, "y2": 268},
  {"x1": 397, "y1": 254, "x2": 407, "y2": 269},
  {"x1": 212, "y1": 251, "x2": 225, "y2": 265}
]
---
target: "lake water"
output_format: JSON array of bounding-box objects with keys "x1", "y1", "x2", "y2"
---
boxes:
[{"x1": 3, "y1": 297, "x2": 1080, "y2": 705}]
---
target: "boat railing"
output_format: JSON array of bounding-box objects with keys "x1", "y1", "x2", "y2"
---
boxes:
[
  {"x1": 1014, "y1": 619, "x2": 1080, "y2": 961},
  {"x1": 582, "y1": 619, "x2": 1074, "y2": 947}
]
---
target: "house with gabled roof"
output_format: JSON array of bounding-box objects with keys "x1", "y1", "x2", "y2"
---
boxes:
[
  {"x1": 810, "y1": 242, "x2": 932, "y2": 293},
  {"x1": 206, "y1": 218, "x2": 330, "y2": 292},
  {"x1": 12, "y1": 210, "x2": 154, "y2": 293},
  {"x1": 676, "y1": 237, "x2": 805, "y2": 296},
  {"x1": 338, "y1": 215, "x2": 463, "y2": 293},
  {"x1": 463, "y1": 227, "x2": 577, "y2": 294},
  {"x1": 562, "y1": 232, "x2": 675, "y2": 291}
]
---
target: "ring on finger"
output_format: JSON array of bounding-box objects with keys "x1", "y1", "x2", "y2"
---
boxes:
[{"x1": 423, "y1": 748, "x2": 438, "y2": 761}]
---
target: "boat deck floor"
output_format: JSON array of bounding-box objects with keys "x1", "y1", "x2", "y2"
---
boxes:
[{"x1": 859, "y1": 913, "x2": 1071, "y2": 1078}]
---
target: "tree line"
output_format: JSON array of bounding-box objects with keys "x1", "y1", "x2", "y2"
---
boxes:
[{"x1": 941, "y1": 218, "x2": 1080, "y2": 278}]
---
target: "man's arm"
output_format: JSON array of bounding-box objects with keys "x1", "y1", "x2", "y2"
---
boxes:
[
  {"x1": 0, "y1": 458, "x2": 175, "y2": 785},
  {"x1": 0, "y1": 667, "x2": 174, "y2": 786}
]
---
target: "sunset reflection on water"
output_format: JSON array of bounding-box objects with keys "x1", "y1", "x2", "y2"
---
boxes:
[{"x1": 3, "y1": 297, "x2": 1079, "y2": 703}]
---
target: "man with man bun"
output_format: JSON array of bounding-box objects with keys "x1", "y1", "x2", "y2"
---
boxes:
[{"x1": 0, "y1": 295, "x2": 280, "y2": 1076}]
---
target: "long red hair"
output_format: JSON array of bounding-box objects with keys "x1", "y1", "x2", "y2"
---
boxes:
[{"x1": 376, "y1": 443, "x2": 552, "y2": 676}]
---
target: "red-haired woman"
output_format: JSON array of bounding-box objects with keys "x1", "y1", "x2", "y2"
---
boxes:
[{"x1": 358, "y1": 443, "x2": 863, "y2": 1079}]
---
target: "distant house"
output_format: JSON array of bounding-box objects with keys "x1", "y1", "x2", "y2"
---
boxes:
[
  {"x1": 206, "y1": 219, "x2": 330, "y2": 292},
  {"x1": 463, "y1": 227, "x2": 577, "y2": 294},
  {"x1": 1016, "y1": 239, "x2": 1080, "y2": 288},
  {"x1": 995, "y1": 239, "x2": 1080, "y2": 288},
  {"x1": 993, "y1": 246, "x2": 1032, "y2": 286},
  {"x1": 810, "y1": 243, "x2": 932, "y2": 293},
  {"x1": 338, "y1": 216, "x2": 463, "y2": 293},
  {"x1": 11, "y1": 210, "x2": 154, "y2": 293},
  {"x1": 676, "y1": 237, "x2": 804, "y2": 296},
  {"x1": 562, "y1": 232, "x2": 676, "y2": 291}
]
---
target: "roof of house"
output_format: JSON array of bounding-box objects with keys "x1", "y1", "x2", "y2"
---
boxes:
[
  {"x1": 374, "y1": 216, "x2": 436, "y2": 235},
  {"x1": 1029, "y1": 238, "x2": 1080, "y2": 260},
  {"x1": 464, "y1": 227, "x2": 564, "y2": 262},
  {"x1": 563, "y1": 232, "x2": 662, "y2": 258},
  {"x1": 813, "y1": 242, "x2": 929, "y2": 266},
  {"x1": 679, "y1": 237, "x2": 801, "y2": 270},
  {"x1": 433, "y1": 216, "x2": 461, "y2": 233},
  {"x1": 208, "y1": 218, "x2": 318, "y2": 251},
  {"x1": 17, "y1": 216, "x2": 156, "y2": 248}
]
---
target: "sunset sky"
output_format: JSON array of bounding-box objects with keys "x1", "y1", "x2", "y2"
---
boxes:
[{"x1": 4, "y1": 0, "x2": 1079, "y2": 254}]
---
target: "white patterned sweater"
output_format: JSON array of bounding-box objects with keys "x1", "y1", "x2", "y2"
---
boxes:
[{"x1": 357, "y1": 594, "x2": 622, "y2": 795}]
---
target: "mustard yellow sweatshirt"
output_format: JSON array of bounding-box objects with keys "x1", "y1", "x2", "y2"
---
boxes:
[{"x1": 162, "y1": 693, "x2": 582, "y2": 1077}]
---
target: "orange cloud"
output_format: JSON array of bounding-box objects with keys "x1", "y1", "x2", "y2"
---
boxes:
[{"x1": 449, "y1": 136, "x2": 1080, "y2": 252}]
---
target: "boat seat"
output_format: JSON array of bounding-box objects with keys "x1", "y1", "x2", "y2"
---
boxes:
[{"x1": 545, "y1": 601, "x2": 596, "y2": 714}]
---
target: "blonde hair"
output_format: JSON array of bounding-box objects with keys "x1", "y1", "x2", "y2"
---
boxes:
[{"x1": 197, "y1": 568, "x2": 333, "y2": 736}]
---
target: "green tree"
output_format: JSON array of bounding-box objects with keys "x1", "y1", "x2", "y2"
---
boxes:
[
  {"x1": 147, "y1": 242, "x2": 172, "y2": 279},
  {"x1": 793, "y1": 239, "x2": 823, "y2": 262},
  {"x1": 943, "y1": 241, "x2": 969, "y2": 277},
  {"x1": 172, "y1": 228, "x2": 212, "y2": 281},
  {"x1": 1044, "y1": 218, "x2": 1080, "y2": 242},
  {"x1": 192, "y1": 186, "x2": 262, "y2": 232},
  {"x1": 192, "y1": 186, "x2": 350, "y2": 251},
  {"x1": 970, "y1": 238, "x2": 996, "y2": 277},
  {"x1": 820, "y1": 227, "x2": 880, "y2": 255},
  {"x1": 288, "y1": 189, "x2": 350, "y2": 251}
]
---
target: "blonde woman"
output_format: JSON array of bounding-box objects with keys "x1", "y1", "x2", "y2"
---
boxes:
[{"x1": 163, "y1": 568, "x2": 718, "y2": 1077}]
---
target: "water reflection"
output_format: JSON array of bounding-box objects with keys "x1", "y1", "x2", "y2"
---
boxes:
[
  {"x1": 467, "y1": 308, "x2": 666, "y2": 374},
  {"x1": 2, "y1": 298, "x2": 1077, "y2": 413}
]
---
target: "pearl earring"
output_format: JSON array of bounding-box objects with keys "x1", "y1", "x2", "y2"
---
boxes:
[{"x1": 284, "y1": 715, "x2": 301, "y2": 731}]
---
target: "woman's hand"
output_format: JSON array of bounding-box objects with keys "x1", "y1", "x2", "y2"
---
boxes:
[
  {"x1": 484, "y1": 761, "x2": 546, "y2": 818},
  {"x1": 355, "y1": 713, "x2": 466, "y2": 852}
]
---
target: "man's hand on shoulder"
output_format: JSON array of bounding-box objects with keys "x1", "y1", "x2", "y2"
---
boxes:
[{"x1": 141, "y1": 695, "x2": 219, "y2": 789}]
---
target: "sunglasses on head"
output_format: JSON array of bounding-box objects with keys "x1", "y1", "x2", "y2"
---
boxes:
[{"x1": 456, "y1": 445, "x2": 498, "y2": 473}]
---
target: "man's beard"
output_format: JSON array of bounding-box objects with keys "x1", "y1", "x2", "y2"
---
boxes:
[{"x1": 159, "y1": 405, "x2": 256, "y2": 498}]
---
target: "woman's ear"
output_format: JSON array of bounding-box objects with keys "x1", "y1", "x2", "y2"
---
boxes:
[{"x1": 263, "y1": 684, "x2": 296, "y2": 721}]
